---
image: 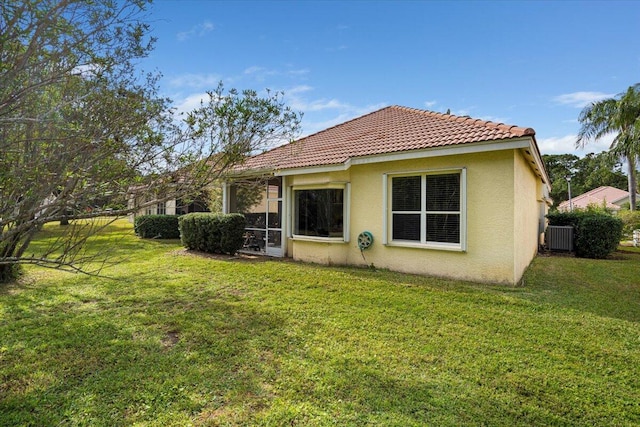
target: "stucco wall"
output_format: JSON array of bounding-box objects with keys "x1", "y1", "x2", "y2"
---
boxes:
[
  {"x1": 513, "y1": 150, "x2": 544, "y2": 283},
  {"x1": 286, "y1": 149, "x2": 545, "y2": 284}
]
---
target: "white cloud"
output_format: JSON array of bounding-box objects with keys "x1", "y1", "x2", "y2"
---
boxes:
[
  {"x1": 538, "y1": 133, "x2": 615, "y2": 155},
  {"x1": 424, "y1": 100, "x2": 437, "y2": 108},
  {"x1": 299, "y1": 98, "x2": 352, "y2": 112},
  {"x1": 287, "y1": 68, "x2": 310, "y2": 77},
  {"x1": 280, "y1": 85, "x2": 386, "y2": 136},
  {"x1": 170, "y1": 84, "x2": 386, "y2": 146},
  {"x1": 168, "y1": 73, "x2": 221, "y2": 89},
  {"x1": 553, "y1": 91, "x2": 616, "y2": 108},
  {"x1": 72, "y1": 63, "x2": 103, "y2": 77},
  {"x1": 177, "y1": 21, "x2": 214, "y2": 41},
  {"x1": 285, "y1": 85, "x2": 380, "y2": 114},
  {"x1": 243, "y1": 66, "x2": 279, "y2": 82},
  {"x1": 301, "y1": 106, "x2": 386, "y2": 137},
  {"x1": 287, "y1": 85, "x2": 313, "y2": 95},
  {"x1": 244, "y1": 66, "x2": 266, "y2": 75},
  {"x1": 173, "y1": 92, "x2": 209, "y2": 116}
]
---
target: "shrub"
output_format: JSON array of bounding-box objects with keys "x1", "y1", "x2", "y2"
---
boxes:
[
  {"x1": 179, "y1": 213, "x2": 246, "y2": 255},
  {"x1": 547, "y1": 211, "x2": 623, "y2": 258},
  {"x1": 134, "y1": 215, "x2": 180, "y2": 239},
  {"x1": 574, "y1": 214, "x2": 623, "y2": 258},
  {"x1": 617, "y1": 210, "x2": 640, "y2": 238},
  {"x1": 546, "y1": 211, "x2": 585, "y2": 228}
]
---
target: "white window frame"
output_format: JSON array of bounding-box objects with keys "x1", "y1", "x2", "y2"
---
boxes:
[
  {"x1": 289, "y1": 183, "x2": 350, "y2": 243},
  {"x1": 156, "y1": 201, "x2": 166, "y2": 215},
  {"x1": 383, "y1": 168, "x2": 466, "y2": 251}
]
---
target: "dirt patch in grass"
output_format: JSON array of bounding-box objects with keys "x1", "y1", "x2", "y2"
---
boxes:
[
  {"x1": 537, "y1": 250, "x2": 575, "y2": 258},
  {"x1": 161, "y1": 330, "x2": 180, "y2": 349}
]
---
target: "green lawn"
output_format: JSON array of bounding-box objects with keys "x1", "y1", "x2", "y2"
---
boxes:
[{"x1": 1, "y1": 219, "x2": 639, "y2": 426}]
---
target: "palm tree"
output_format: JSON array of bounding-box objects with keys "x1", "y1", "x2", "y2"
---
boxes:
[{"x1": 577, "y1": 84, "x2": 640, "y2": 210}]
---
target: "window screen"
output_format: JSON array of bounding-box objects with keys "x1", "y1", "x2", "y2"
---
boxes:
[{"x1": 294, "y1": 189, "x2": 344, "y2": 238}]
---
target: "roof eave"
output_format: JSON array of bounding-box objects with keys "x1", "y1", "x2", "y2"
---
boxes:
[{"x1": 274, "y1": 136, "x2": 549, "y2": 185}]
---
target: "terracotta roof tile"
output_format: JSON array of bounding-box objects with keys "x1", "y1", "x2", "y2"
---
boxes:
[{"x1": 240, "y1": 105, "x2": 536, "y2": 171}]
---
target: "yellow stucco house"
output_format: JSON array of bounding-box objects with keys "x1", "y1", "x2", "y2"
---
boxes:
[{"x1": 223, "y1": 106, "x2": 551, "y2": 285}]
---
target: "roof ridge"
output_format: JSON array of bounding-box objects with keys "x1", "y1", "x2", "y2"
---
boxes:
[
  {"x1": 585, "y1": 186, "x2": 624, "y2": 196},
  {"x1": 390, "y1": 105, "x2": 535, "y2": 136},
  {"x1": 559, "y1": 186, "x2": 629, "y2": 208},
  {"x1": 295, "y1": 104, "x2": 394, "y2": 143},
  {"x1": 244, "y1": 105, "x2": 394, "y2": 159}
]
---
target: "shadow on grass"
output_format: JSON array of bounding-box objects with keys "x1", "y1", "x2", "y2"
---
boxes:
[
  {"x1": 515, "y1": 250, "x2": 640, "y2": 324},
  {"x1": 0, "y1": 275, "x2": 289, "y2": 425}
]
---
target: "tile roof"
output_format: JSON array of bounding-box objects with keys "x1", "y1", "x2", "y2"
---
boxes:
[
  {"x1": 558, "y1": 186, "x2": 631, "y2": 211},
  {"x1": 240, "y1": 105, "x2": 536, "y2": 172}
]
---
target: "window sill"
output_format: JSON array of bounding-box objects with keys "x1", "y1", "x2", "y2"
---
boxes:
[
  {"x1": 290, "y1": 235, "x2": 347, "y2": 244},
  {"x1": 385, "y1": 241, "x2": 465, "y2": 252}
]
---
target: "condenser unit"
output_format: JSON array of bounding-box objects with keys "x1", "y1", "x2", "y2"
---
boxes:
[{"x1": 545, "y1": 226, "x2": 574, "y2": 252}]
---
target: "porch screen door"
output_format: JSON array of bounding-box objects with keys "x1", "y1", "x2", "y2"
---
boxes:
[
  {"x1": 265, "y1": 179, "x2": 283, "y2": 256},
  {"x1": 240, "y1": 177, "x2": 283, "y2": 257}
]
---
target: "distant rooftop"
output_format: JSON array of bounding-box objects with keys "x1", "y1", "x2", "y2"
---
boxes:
[{"x1": 558, "y1": 186, "x2": 631, "y2": 211}]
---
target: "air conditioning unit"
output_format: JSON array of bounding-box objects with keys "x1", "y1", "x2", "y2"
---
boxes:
[{"x1": 545, "y1": 226, "x2": 574, "y2": 252}]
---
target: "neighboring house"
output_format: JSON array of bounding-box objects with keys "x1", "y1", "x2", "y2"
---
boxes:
[
  {"x1": 557, "y1": 186, "x2": 636, "y2": 212},
  {"x1": 222, "y1": 105, "x2": 551, "y2": 285},
  {"x1": 127, "y1": 191, "x2": 209, "y2": 222}
]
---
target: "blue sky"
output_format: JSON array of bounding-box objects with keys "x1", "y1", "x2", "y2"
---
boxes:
[{"x1": 141, "y1": 1, "x2": 640, "y2": 156}]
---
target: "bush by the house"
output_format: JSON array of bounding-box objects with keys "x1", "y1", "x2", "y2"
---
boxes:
[
  {"x1": 574, "y1": 214, "x2": 623, "y2": 258},
  {"x1": 547, "y1": 211, "x2": 623, "y2": 258},
  {"x1": 179, "y1": 213, "x2": 246, "y2": 255},
  {"x1": 134, "y1": 215, "x2": 180, "y2": 239},
  {"x1": 546, "y1": 211, "x2": 584, "y2": 229}
]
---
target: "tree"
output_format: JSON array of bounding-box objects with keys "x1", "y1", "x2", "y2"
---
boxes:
[
  {"x1": 183, "y1": 81, "x2": 301, "y2": 212},
  {"x1": 577, "y1": 83, "x2": 640, "y2": 210},
  {"x1": 0, "y1": 1, "x2": 301, "y2": 282},
  {"x1": 543, "y1": 153, "x2": 580, "y2": 207},
  {"x1": 574, "y1": 152, "x2": 629, "y2": 194},
  {"x1": 184, "y1": 82, "x2": 301, "y2": 167},
  {"x1": 543, "y1": 152, "x2": 628, "y2": 208}
]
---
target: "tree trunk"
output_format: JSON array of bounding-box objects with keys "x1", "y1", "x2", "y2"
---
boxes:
[
  {"x1": 627, "y1": 154, "x2": 637, "y2": 211},
  {"x1": 0, "y1": 263, "x2": 20, "y2": 283}
]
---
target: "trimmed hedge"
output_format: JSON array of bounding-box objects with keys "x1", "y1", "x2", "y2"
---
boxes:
[
  {"x1": 574, "y1": 215, "x2": 623, "y2": 258},
  {"x1": 134, "y1": 215, "x2": 181, "y2": 239},
  {"x1": 547, "y1": 211, "x2": 623, "y2": 258},
  {"x1": 179, "y1": 213, "x2": 246, "y2": 255}
]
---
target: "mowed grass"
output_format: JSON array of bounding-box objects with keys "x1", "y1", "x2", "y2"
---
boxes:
[{"x1": 1, "y1": 220, "x2": 639, "y2": 426}]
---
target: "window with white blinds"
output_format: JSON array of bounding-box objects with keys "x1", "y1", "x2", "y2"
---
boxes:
[{"x1": 387, "y1": 169, "x2": 465, "y2": 249}]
